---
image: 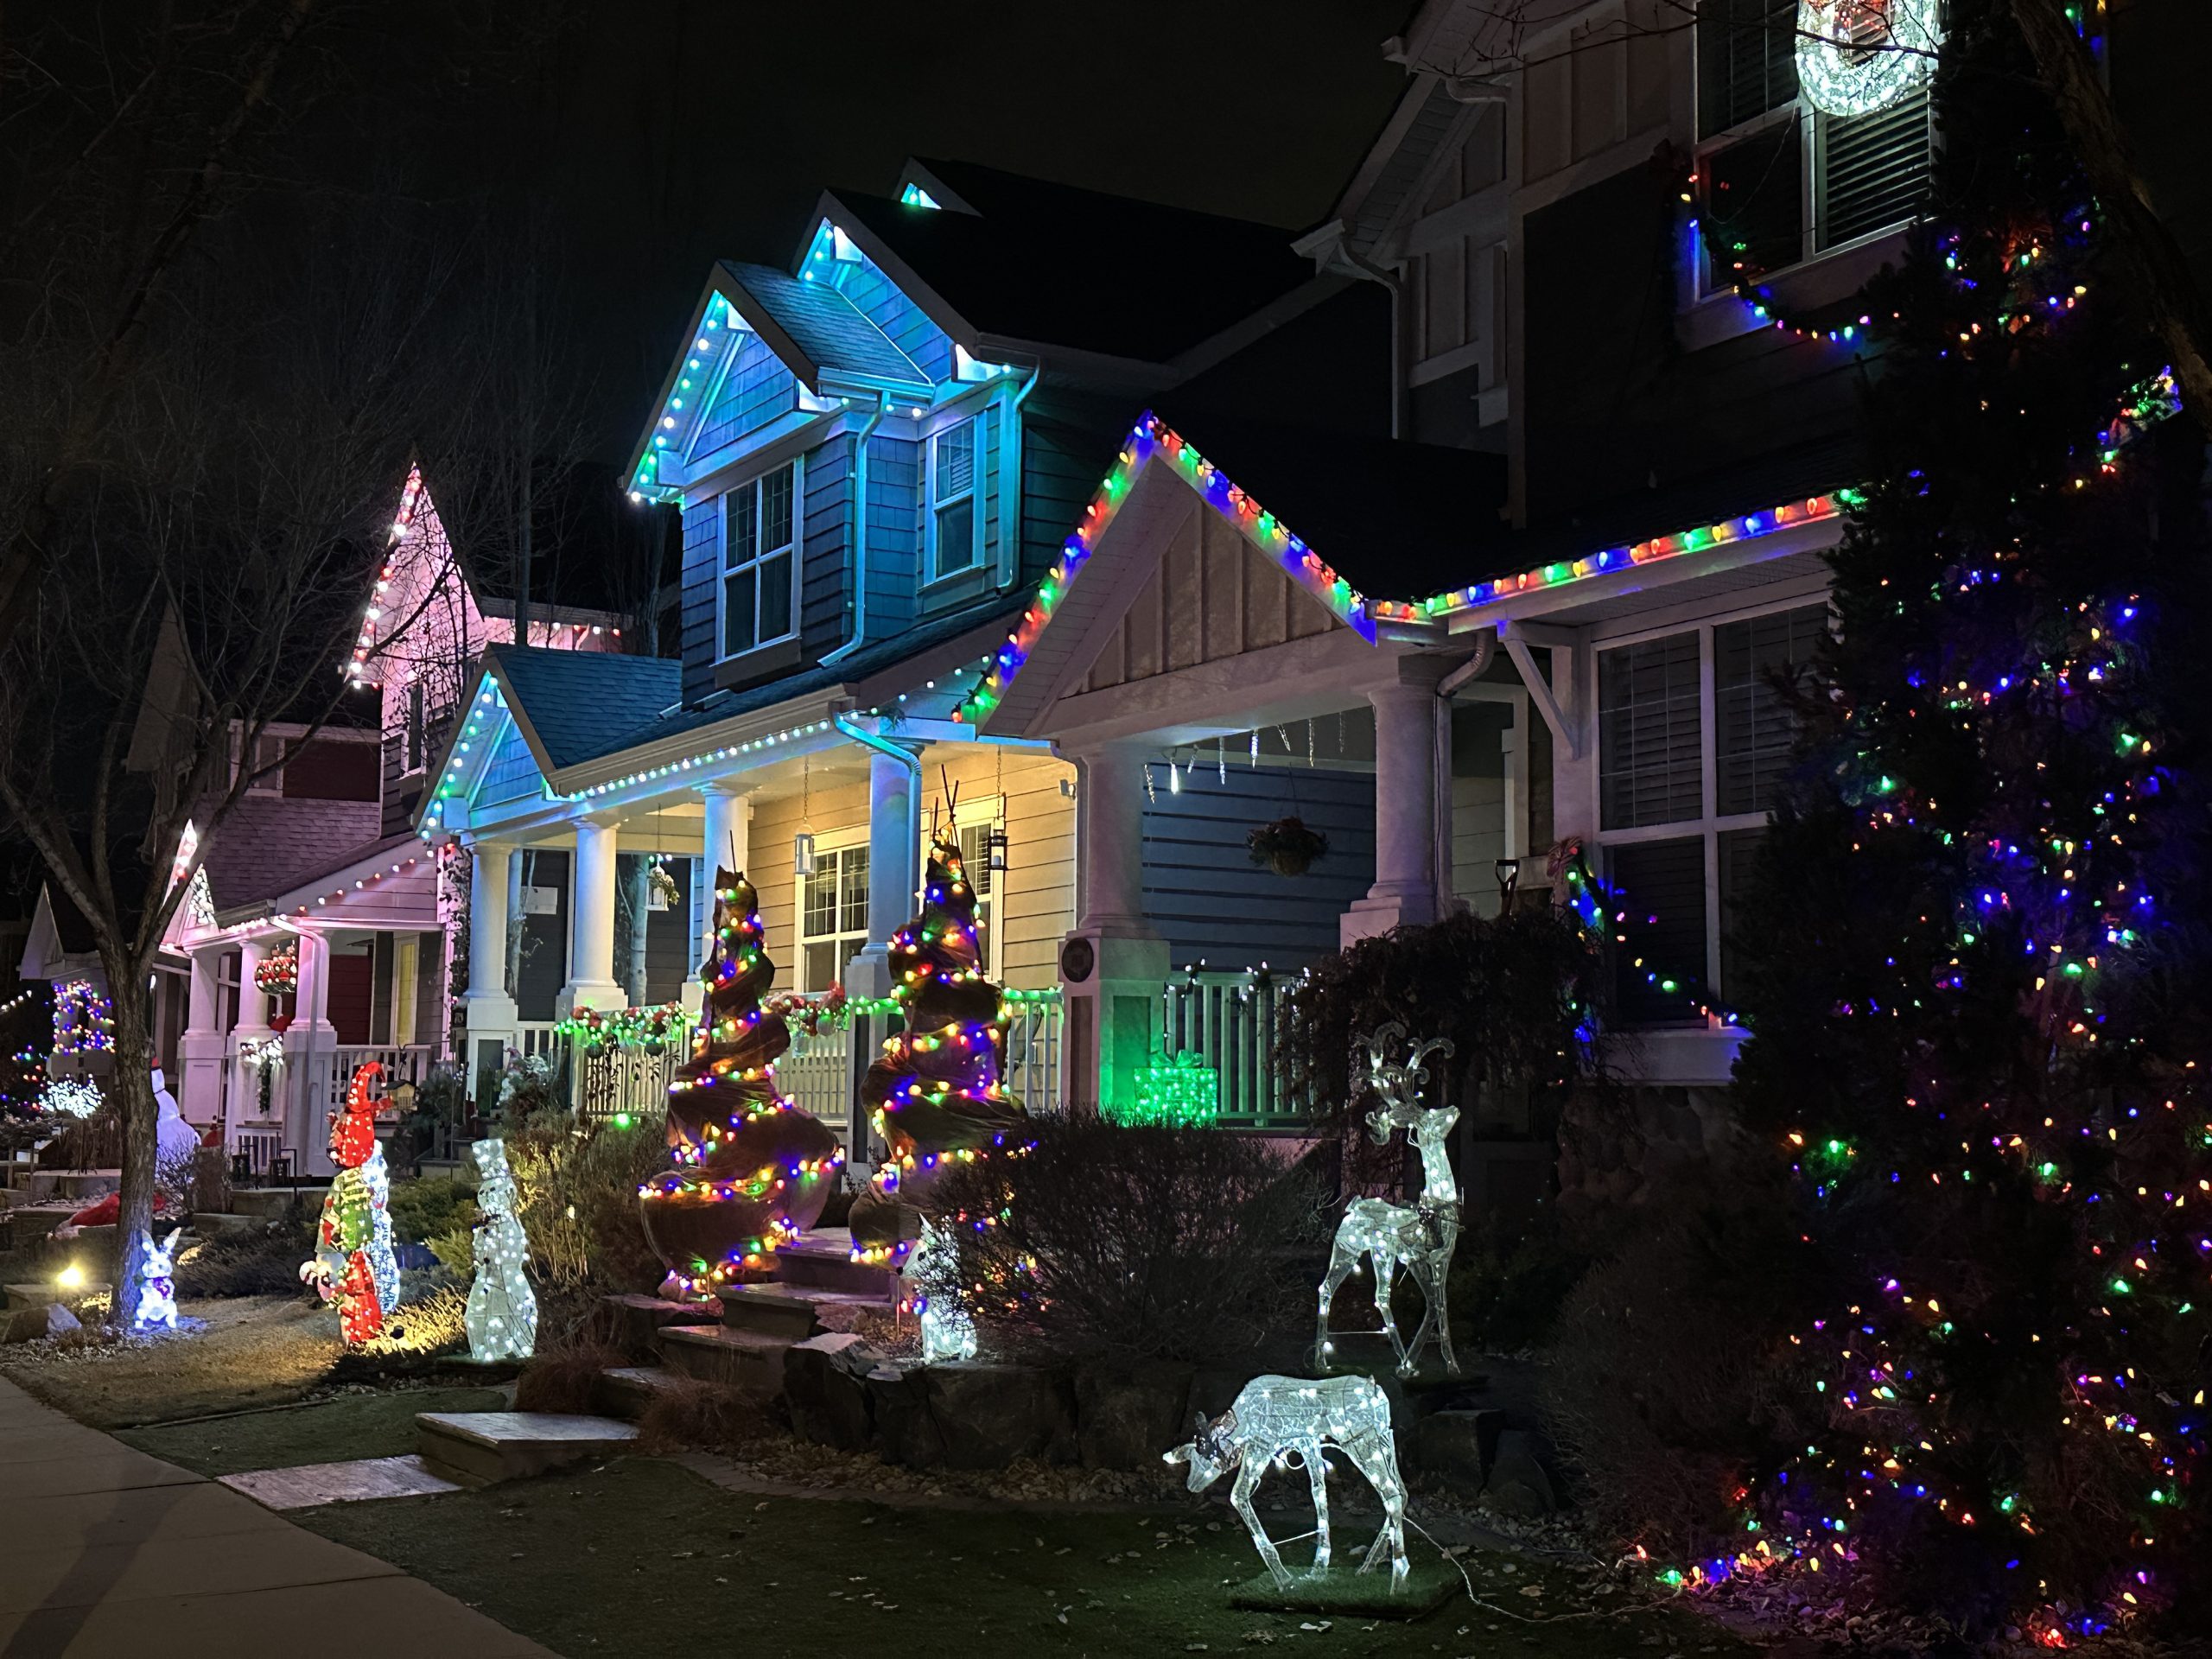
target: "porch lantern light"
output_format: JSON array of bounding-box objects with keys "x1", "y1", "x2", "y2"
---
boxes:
[
  {"x1": 1494, "y1": 857, "x2": 1522, "y2": 906},
  {"x1": 793, "y1": 831, "x2": 817, "y2": 877}
]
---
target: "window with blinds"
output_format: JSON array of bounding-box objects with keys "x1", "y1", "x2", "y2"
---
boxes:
[
  {"x1": 1817, "y1": 87, "x2": 1932, "y2": 250},
  {"x1": 1599, "y1": 632, "x2": 1704, "y2": 830},
  {"x1": 1715, "y1": 603, "x2": 1827, "y2": 815},
  {"x1": 1607, "y1": 836, "x2": 1709, "y2": 1026},
  {"x1": 1697, "y1": 0, "x2": 1798, "y2": 138}
]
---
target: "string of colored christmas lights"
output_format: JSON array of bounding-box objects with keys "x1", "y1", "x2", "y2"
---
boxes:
[
  {"x1": 555, "y1": 1001, "x2": 690, "y2": 1053},
  {"x1": 50, "y1": 981, "x2": 114, "y2": 1055}
]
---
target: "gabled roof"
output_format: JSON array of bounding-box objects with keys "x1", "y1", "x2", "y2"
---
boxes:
[
  {"x1": 212, "y1": 830, "x2": 427, "y2": 926},
  {"x1": 826, "y1": 162, "x2": 1316, "y2": 364},
  {"x1": 484, "y1": 645, "x2": 683, "y2": 773},
  {"x1": 199, "y1": 796, "x2": 385, "y2": 912},
  {"x1": 718, "y1": 262, "x2": 931, "y2": 391}
]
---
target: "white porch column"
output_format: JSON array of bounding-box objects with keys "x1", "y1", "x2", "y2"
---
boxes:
[
  {"x1": 176, "y1": 947, "x2": 226, "y2": 1128},
  {"x1": 558, "y1": 817, "x2": 625, "y2": 1015},
  {"x1": 461, "y1": 842, "x2": 520, "y2": 1093},
  {"x1": 842, "y1": 745, "x2": 923, "y2": 1001},
  {"x1": 1059, "y1": 740, "x2": 1168, "y2": 1116},
  {"x1": 697, "y1": 784, "x2": 751, "y2": 963},
  {"x1": 228, "y1": 938, "x2": 275, "y2": 1132},
  {"x1": 1343, "y1": 656, "x2": 1453, "y2": 946},
  {"x1": 284, "y1": 931, "x2": 338, "y2": 1176}
]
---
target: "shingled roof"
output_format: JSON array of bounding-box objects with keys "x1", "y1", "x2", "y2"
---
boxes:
[
  {"x1": 199, "y1": 796, "x2": 385, "y2": 912},
  {"x1": 486, "y1": 645, "x2": 683, "y2": 773},
  {"x1": 721, "y1": 262, "x2": 931, "y2": 390}
]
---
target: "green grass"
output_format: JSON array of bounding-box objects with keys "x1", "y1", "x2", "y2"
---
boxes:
[
  {"x1": 113, "y1": 1385, "x2": 506, "y2": 1475},
  {"x1": 296, "y1": 1458, "x2": 1749, "y2": 1659}
]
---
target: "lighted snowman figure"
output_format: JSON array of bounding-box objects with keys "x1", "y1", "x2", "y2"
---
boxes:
[
  {"x1": 466, "y1": 1138, "x2": 537, "y2": 1362},
  {"x1": 906, "y1": 1217, "x2": 976, "y2": 1363}
]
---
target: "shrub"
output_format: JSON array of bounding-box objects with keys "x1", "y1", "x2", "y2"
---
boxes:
[
  {"x1": 1450, "y1": 1211, "x2": 1590, "y2": 1353},
  {"x1": 636, "y1": 1378, "x2": 770, "y2": 1454},
  {"x1": 514, "y1": 1335, "x2": 627, "y2": 1414},
  {"x1": 174, "y1": 1217, "x2": 315, "y2": 1299},
  {"x1": 926, "y1": 1116, "x2": 1319, "y2": 1368},
  {"x1": 500, "y1": 1108, "x2": 670, "y2": 1294}
]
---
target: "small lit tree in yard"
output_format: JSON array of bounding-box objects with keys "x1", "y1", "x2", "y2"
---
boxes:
[{"x1": 1722, "y1": 2, "x2": 2212, "y2": 1636}]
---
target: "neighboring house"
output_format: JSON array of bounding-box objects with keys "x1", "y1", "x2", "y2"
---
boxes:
[{"x1": 16, "y1": 467, "x2": 663, "y2": 1176}]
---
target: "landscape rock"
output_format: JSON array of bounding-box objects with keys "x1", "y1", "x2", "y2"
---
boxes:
[
  {"x1": 1407, "y1": 1407, "x2": 1501, "y2": 1491},
  {"x1": 784, "y1": 1332, "x2": 877, "y2": 1451},
  {"x1": 1075, "y1": 1360, "x2": 1194, "y2": 1470},
  {"x1": 1484, "y1": 1427, "x2": 1559, "y2": 1516},
  {"x1": 867, "y1": 1364, "x2": 945, "y2": 1468},
  {"x1": 924, "y1": 1362, "x2": 1076, "y2": 1470},
  {"x1": 2, "y1": 1300, "x2": 82, "y2": 1343}
]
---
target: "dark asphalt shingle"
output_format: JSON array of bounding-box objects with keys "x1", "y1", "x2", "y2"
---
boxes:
[{"x1": 723, "y1": 263, "x2": 931, "y2": 390}]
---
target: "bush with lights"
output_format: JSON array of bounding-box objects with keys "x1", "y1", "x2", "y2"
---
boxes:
[
  {"x1": 848, "y1": 835, "x2": 1030, "y2": 1255},
  {"x1": 1724, "y1": 3, "x2": 2210, "y2": 1634},
  {"x1": 638, "y1": 868, "x2": 842, "y2": 1297}
]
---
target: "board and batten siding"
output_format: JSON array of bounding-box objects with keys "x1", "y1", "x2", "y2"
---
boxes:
[
  {"x1": 743, "y1": 744, "x2": 1076, "y2": 993},
  {"x1": 1078, "y1": 505, "x2": 1338, "y2": 696},
  {"x1": 1141, "y1": 764, "x2": 1375, "y2": 971}
]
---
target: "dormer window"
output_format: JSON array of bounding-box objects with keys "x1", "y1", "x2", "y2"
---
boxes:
[
  {"x1": 929, "y1": 418, "x2": 979, "y2": 579},
  {"x1": 721, "y1": 462, "x2": 798, "y2": 660}
]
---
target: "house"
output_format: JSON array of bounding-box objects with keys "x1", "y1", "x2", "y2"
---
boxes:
[{"x1": 16, "y1": 466, "x2": 663, "y2": 1176}]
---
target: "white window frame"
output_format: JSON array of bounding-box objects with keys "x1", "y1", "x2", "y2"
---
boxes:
[
  {"x1": 716, "y1": 458, "x2": 802, "y2": 664},
  {"x1": 1688, "y1": 6, "x2": 1934, "y2": 302},
  {"x1": 796, "y1": 829, "x2": 870, "y2": 995},
  {"x1": 934, "y1": 798, "x2": 1006, "y2": 983},
  {"x1": 1588, "y1": 588, "x2": 1835, "y2": 1004},
  {"x1": 925, "y1": 416, "x2": 981, "y2": 582}
]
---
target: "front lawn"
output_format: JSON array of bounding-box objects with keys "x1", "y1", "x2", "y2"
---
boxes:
[{"x1": 113, "y1": 1383, "x2": 507, "y2": 1475}]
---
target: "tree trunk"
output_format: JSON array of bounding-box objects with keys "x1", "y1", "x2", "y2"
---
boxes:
[
  {"x1": 103, "y1": 963, "x2": 158, "y2": 1330},
  {"x1": 2010, "y1": 0, "x2": 2212, "y2": 439}
]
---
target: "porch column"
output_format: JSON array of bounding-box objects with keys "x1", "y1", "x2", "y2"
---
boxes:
[
  {"x1": 461, "y1": 842, "x2": 519, "y2": 1096},
  {"x1": 1059, "y1": 740, "x2": 1168, "y2": 1116},
  {"x1": 228, "y1": 938, "x2": 275, "y2": 1132},
  {"x1": 284, "y1": 931, "x2": 337, "y2": 1176},
  {"x1": 177, "y1": 947, "x2": 226, "y2": 1128},
  {"x1": 697, "y1": 784, "x2": 751, "y2": 964},
  {"x1": 842, "y1": 744, "x2": 923, "y2": 1002},
  {"x1": 1342, "y1": 655, "x2": 1454, "y2": 946},
  {"x1": 558, "y1": 817, "x2": 625, "y2": 1015}
]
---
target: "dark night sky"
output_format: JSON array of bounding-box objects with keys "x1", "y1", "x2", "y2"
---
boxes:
[{"x1": 402, "y1": 0, "x2": 1421, "y2": 459}]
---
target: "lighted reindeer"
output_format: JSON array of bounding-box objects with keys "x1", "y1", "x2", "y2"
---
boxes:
[
  {"x1": 1163, "y1": 1372, "x2": 1408, "y2": 1590},
  {"x1": 1315, "y1": 1022, "x2": 1460, "y2": 1379}
]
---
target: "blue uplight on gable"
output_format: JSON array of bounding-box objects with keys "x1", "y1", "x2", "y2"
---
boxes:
[{"x1": 900, "y1": 182, "x2": 940, "y2": 209}]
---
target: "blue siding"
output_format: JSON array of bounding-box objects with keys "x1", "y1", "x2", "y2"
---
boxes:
[
  {"x1": 1141, "y1": 766, "x2": 1376, "y2": 970},
  {"x1": 830, "y1": 258, "x2": 953, "y2": 383},
  {"x1": 865, "y1": 432, "x2": 921, "y2": 639},
  {"x1": 1021, "y1": 391, "x2": 1130, "y2": 583},
  {"x1": 696, "y1": 333, "x2": 799, "y2": 458},
  {"x1": 477, "y1": 723, "x2": 547, "y2": 809},
  {"x1": 679, "y1": 499, "x2": 720, "y2": 705},
  {"x1": 801, "y1": 435, "x2": 852, "y2": 658}
]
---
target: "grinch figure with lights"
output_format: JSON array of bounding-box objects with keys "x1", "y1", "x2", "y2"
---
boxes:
[
  {"x1": 639, "y1": 869, "x2": 842, "y2": 1299},
  {"x1": 1726, "y1": 3, "x2": 2210, "y2": 1634},
  {"x1": 848, "y1": 835, "x2": 1030, "y2": 1255},
  {"x1": 301, "y1": 1061, "x2": 401, "y2": 1344}
]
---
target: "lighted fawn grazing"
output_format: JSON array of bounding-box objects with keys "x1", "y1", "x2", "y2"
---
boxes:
[
  {"x1": 1164, "y1": 1372, "x2": 1408, "y2": 1589},
  {"x1": 1315, "y1": 1023, "x2": 1460, "y2": 1379}
]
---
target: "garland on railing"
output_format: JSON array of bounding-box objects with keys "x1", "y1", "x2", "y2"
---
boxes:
[{"x1": 555, "y1": 1002, "x2": 690, "y2": 1056}]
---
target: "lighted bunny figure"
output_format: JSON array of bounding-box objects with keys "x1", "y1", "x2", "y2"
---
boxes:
[
  {"x1": 1315, "y1": 1022, "x2": 1461, "y2": 1379},
  {"x1": 905, "y1": 1217, "x2": 976, "y2": 1363},
  {"x1": 130, "y1": 1228, "x2": 181, "y2": 1332},
  {"x1": 465, "y1": 1138, "x2": 537, "y2": 1362}
]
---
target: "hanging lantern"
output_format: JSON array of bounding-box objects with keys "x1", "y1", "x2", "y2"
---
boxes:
[{"x1": 793, "y1": 830, "x2": 817, "y2": 876}]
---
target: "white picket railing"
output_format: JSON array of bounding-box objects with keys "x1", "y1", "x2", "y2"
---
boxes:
[
  {"x1": 781, "y1": 1025, "x2": 852, "y2": 1136},
  {"x1": 1005, "y1": 992, "x2": 1063, "y2": 1112},
  {"x1": 1160, "y1": 969, "x2": 1303, "y2": 1128}
]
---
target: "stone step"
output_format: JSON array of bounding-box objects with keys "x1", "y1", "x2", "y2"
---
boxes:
[
  {"x1": 231, "y1": 1185, "x2": 327, "y2": 1218},
  {"x1": 718, "y1": 1282, "x2": 888, "y2": 1340},
  {"x1": 28, "y1": 1169, "x2": 118, "y2": 1205},
  {"x1": 595, "y1": 1292, "x2": 713, "y2": 1357},
  {"x1": 656, "y1": 1324, "x2": 790, "y2": 1393},
  {"x1": 415, "y1": 1410, "x2": 639, "y2": 1486},
  {"x1": 773, "y1": 1229, "x2": 899, "y2": 1299},
  {"x1": 594, "y1": 1365, "x2": 688, "y2": 1423},
  {"x1": 8, "y1": 1207, "x2": 80, "y2": 1242}
]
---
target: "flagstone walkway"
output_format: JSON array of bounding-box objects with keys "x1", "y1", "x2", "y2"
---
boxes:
[{"x1": 0, "y1": 1377, "x2": 553, "y2": 1658}]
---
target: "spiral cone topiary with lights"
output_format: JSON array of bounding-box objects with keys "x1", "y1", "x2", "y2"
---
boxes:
[
  {"x1": 639, "y1": 868, "x2": 842, "y2": 1297},
  {"x1": 848, "y1": 835, "x2": 1028, "y2": 1255}
]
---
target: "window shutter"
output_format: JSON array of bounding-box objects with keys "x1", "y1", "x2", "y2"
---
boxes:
[
  {"x1": 1606, "y1": 836, "x2": 1708, "y2": 1026},
  {"x1": 1698, "y1": 0, "x2": 1798, "y2": 138},
  {"x1": 1599, "y1": 632, "x2": 1704, "y2": 830},
  {"x1": 1715, "y1": 603, "x2": 1827, "y2": 815},
  {"x1": 1817, "y1": 87, "x2": 1931, "y2": 250}
]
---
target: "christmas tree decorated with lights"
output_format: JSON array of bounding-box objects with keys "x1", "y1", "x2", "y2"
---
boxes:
[
  {"x1": 849, "y1": 835, "x2": 1029, "y2": 1255},
  {"x1": 1728, "y1": 3, "x2": 2208, "y2": 1633},
  {"x1": 639, "y1": 869, "x2": 842, "y2": 1297},
  {"x1": 303, "y1": 1062, "x2": 398, "y2": 1344}
]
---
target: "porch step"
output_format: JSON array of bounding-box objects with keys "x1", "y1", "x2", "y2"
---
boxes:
[
  {"x1": 415, "y1": 1410, "x2": 638, "y2": 1486},
  {"x1": 772, "y1": 1228, "x2": 899, "y2": 1298},
  {"x1": 656, "y1": 1325, "x2": 789, "y2": 1392},
  {"x1": 231, "y1": 1186, "x2": 327, "y2": 1218},
  {"x1": 28, "y1": 1169, "x2": 118, "y2": 1205},
  {"x1": 594, "y1": 1364, "x2": 688, "y2": 1423},
  {"x1": 717, "y1": 1282, "x2": 888, "y2": 1340},
  {"x1": 596, "y1": 1291, "x2": 714, "y2": 1358},
  {"x1": 8, "y1": 1206, "x2": 81, "y2": 1243}
]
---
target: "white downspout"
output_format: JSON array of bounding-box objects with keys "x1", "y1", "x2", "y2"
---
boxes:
[
  {"x1": 820, "y1": 392, "x2": 891, "y2": 667},
  {"x1": 998, "y1": 365, "x2": 1040, "y2": 592}
]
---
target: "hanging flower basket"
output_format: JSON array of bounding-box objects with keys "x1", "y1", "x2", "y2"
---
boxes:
[
  {"x1": 255, "y1": 943, "x2": 299, "y2": 995},
  {"x1": 646, "y1": 862, "x2": 683, "y2": 909},
  {"x1": 1246, "y1": 816, "x2": 1328, "y2": 878}
]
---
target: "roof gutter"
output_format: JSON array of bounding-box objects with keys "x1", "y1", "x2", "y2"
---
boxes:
[
  {"x1": 830, "y1": 711, "x2": 922, "y2": 793},
  {"x1": 820, "y1": 392, "x2": 892, "y2": 667}
]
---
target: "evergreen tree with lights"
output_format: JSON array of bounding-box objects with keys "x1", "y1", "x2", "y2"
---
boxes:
[
  {"x1": 849, "y1": 835, "x2": 1029, "y2": 1255},
  {"x1": 639, "y1": 868, "x2": 842, "y2": 1297},
  {"x1": 1728, "y1": 3, "x2": 2209, "y2": 1633}
]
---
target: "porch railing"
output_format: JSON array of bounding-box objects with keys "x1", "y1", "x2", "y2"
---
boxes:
[
  {"x1": 1005, "y1": 990, "x2": 1064, "y2": 1112},
  {"x1": 781, "y1": 1025, "x2": 851, "y2": 1135},
  {"x1": 576, "y1": 1044, "x2": 678, "y2": 1124},
  {"x1": 1160, "y1": 969, "x2": 1306, "y2": 1129},
  {"x1": 324, "y1": 1045, "x2": 437, "y2": 1114}
]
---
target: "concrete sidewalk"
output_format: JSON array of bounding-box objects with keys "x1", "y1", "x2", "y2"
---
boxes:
[{"x1": 0, "y1": 1377, "x2": 555, "y2": 1658}]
